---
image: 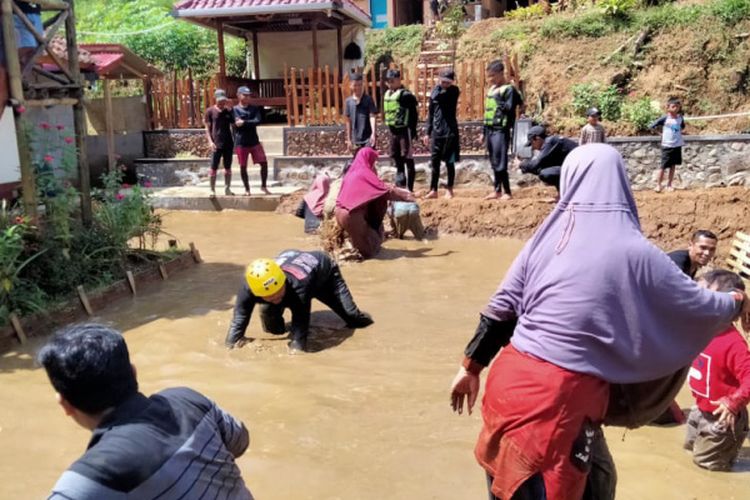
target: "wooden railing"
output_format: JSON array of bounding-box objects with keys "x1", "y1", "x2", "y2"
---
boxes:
[{"x1": 727, "y1": 231, "x2": 750, "y2": 282}]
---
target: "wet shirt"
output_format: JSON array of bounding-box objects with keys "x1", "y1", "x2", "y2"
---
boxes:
[
  {"x1": 48, "y1": 389, "x2": 252, "y2": 500},
  {"x1": 426, "y1": 85, "x2": 460, "y2": 138},
  {"x1": 233, "y1": 104, "x2": 262, "y2": 147},
  {"x1": 520, "y1": 136, "x2": 578, "y2": 175},
  {"x1": 204, "y1": 106, "x2": 234, "y2": 149},
  {"x1": 650, "y1": 114, "x2": 685, "y2": 148},
  {"x1": 344, "y1": 94, "x2": 377, "y2": 145},
  {"x1": 226, "y1": 250, "x2": 335, "y2": 345},
  {"x1": 668, "y1": 249, "x2": 695, "y2": 278},
  {"x1": 16, "y1": 1, "x2": 41, "y2": 14}
]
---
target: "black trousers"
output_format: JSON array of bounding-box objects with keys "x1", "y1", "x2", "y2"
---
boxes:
[
  {"x1": 487, "y1": 129, "x2": 511, "y2": 195},
  {"x1": 395, "y1": 159, "x2": 416, "y2": 192},
  {"x1": 538, "y1": 166, "x2": 561, "y2": 192},
  {"x1": 211, "y1": 146, "x2": 233, "y2": 170},
  {"x1": 430, "y1": 135, "x2": 458, "y2": 191}
]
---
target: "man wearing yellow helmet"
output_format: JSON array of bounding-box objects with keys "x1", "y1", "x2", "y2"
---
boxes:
[{"x1": 225, "y1": 250, "x2": 373, "y2": 352}]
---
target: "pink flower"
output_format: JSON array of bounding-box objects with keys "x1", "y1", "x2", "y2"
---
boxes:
[
  {"x1": 116, "y1": 193, "x2": 125, "y2": 201},
  {"x1": 56, "y1": 124, "x2": 65, "y2": 130},
  {"x1": 64, "y1": 137, "x2": 74, "y2": 144},
  {"x1": 40, "y1": 122, "x2": 50, "y2": 130},
  {"x1": 121, "y1": 183, "x2": 131, "y2": 189},
  {"x1": 15, "y1": 105, "x2": 26, "y2": 114},
  {"x1": 14, "y1": 216, "x2": 25, "y2": 225},
  {"x1": 144, "y1": 180, "x2": 153, "y2": 188},
  {"x1": 43, "y1": 154, "x2": 54, "y2": 163}
]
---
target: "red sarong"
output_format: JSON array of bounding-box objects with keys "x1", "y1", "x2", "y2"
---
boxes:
[{"x1": 476, "y1": 345, "x2": 609, "y2": 500}]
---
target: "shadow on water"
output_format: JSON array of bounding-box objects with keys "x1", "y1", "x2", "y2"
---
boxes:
[
  {"x1": 243, "y1": 310, "x2": 356, "y2": 353},
  {"x1": 0, "y1": 261, "x2": 247, "y2": 374},
  {"x1": 376, "y1": 247, "x2": 457, "y2": 260}
]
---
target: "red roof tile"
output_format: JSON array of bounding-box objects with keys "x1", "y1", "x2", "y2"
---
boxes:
[{"x1": 173, "y1": 0, "x2": 370, "y2": 25}]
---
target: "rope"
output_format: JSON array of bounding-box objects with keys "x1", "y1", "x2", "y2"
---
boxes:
[
  {"x1": 78, "y1": 21, "x2": 175, "y2": 37},
  {"x1": 684, "y1": 111, "x2": 750, "y2": 121}
]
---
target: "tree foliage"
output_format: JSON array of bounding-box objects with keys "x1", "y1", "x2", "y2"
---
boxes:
[{"x1": 76, "y1": 0, "x2": 246, "y2": 76}]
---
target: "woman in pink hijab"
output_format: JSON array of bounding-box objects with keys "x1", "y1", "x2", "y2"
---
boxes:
[{"x1": 335, "y1": 147, "x2": 414, "y2": 258}]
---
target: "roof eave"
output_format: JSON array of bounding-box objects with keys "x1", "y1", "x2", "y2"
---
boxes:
[{"x1": 172, "y1": 2, "x2": 370, "y2": 28}]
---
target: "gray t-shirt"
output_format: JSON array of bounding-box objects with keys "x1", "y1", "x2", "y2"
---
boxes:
[{"x1": 344, "y1": 94, "x2": 377, "y2": 145}]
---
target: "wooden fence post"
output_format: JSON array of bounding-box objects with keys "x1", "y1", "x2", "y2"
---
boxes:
[
  {"x1": 290, "y1": 67, "x2": 299, "y2": 127},
  {"x1": 284, "y1": 64, "x2": 292, "y2": 127},
  {"x1": 324, "y1": 65, "x2": 331, "y2": 124}
]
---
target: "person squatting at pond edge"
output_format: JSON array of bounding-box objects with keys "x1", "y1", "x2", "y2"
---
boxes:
[
  {"x1": 388, "y1": 200, "x2": 425, "y2": 240},
  {"x1": 204, "y1": 89, "x2": 235, "y2": 197},
  {"x1": 295, "y1": 174, "x2": 331, "y2": 234},
  {"x1": 334, "y1": 147, "x2": 415, "y2": 259},
  {"x1": 39, "y1": 324, "x2": 254, "y2": 500},
  {"x1": 384, "y1": 69, "x2": 419, "y2": 192},
  {"x1": 450, "y1": 144, "x2": 750, "y2": 500},
  {"x1": 344, "y1": 73, "x2": 377, "y2": 155},
  {"x1": 225, "y1": 250, "x2": 373, "y2": 352},
  {"x1": 685, "y1": 270, "x2": 750, "y2": 472},
  {"x1": 483, "y1": 59, "x2": 524, "y2": 201},
  {"x1": 520, "y1": 125, "x2": 578, "y2": 192},
  {"x1": 233, "y1": 86, "x2": 271, "y2": 196},
  {"x1": 650, "y1": 96, "x2": 685, "y2": 193},
  {"x1": 424, "y1": 68, "x2": 460, "y2": 200}
]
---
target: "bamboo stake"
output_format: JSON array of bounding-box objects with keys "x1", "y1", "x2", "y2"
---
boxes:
[
  {"x1": 324, "y1": 65, "x2": 331, "y2": 124},
  {"x1": 9, "y1": 313, "x2": 27, "y2": 344},
  {"x1": 189, "y1": 242, "x2": 203, "y2": 263},
  {"x1": 334, "y1": 66, "x2": 342, "y2": 124},
  {"x1": 291, "y1": 67, "x2": 299, "y2": 126},
  {"x1": 77, "y1": 285, "x2": 93, "y2": 316},
  {"x1": 125, "y1": 271, "x2": 137, "y2": 296}
]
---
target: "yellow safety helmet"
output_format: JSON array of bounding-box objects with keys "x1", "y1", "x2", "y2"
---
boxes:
[{"x1": 245, "y1": 258, "x2": 286, "y2": 297}]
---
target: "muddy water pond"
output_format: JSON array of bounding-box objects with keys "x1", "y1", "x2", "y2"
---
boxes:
[{"x1": 0, "y1": 211, "x2": 747, "y2": 499}]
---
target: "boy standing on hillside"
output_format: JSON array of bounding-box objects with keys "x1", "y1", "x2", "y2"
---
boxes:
[
  {"x1": 483, "y1": 60, "x2": 523, "y2": 201},
  {"x1": 685, "y1": 270, "x2": 750, "y2": 471},
  {"x1": 424, "y1": 68, "x2": 460, "y2": 200},
  {"x1": 344, "y1": 73, "x2": 377, "y2": 155},
  {"x1": 649, "y1": 97, "x2": 685, "y2": 192},
  {"x1": 384, "y1": 69, "x2": 419, "y2": 192},
  {"x1": 579, "y1": 107, "x2": 607, "y2": 145}
]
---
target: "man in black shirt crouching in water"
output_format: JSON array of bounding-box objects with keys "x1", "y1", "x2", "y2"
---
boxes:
[{"x1": 225, "y1": 250, "x2": 373, "y2": 352}]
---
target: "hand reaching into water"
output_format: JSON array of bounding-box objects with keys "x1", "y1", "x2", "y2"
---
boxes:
[{"x1": 450, "y1": 366, "x2": 479, "y2": 415}]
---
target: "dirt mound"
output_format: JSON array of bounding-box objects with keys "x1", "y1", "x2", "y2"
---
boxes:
[{"x1": 278, "y1": 186, "x2": 750, "y2": 261}]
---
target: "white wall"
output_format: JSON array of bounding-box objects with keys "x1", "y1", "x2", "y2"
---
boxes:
[
  {"x1": 0, "y1": 107, "x2": 21, "y2": 185},
  {"x1": 257, "y1": 25, "x2": 365, "y2": 79}
]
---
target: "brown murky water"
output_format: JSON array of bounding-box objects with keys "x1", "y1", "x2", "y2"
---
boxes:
[{"x1": 0, "y1": 211, "x2": 747, "y2": 499}]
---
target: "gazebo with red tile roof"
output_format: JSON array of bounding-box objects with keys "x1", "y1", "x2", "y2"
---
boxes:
[{"x1": 172, "y1": 0, "x2": 371, "y2": 105}]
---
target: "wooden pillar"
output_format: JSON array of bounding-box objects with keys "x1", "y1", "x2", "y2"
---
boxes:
[
  {"x1": 217, "y1": 21, "x2": 226, "y2": 78},
  {"x1": 336, "y1": 24, "x2": 343, "y2": 80},
  {"x1": 64, "y1": 0, "x2": 91, "y2": 223},
  {"x1": 103, "y1": 79, "x2": 116, "y2": 172},
  {"x1": 312, "y1": 22, "x2": 319, "y2": 69},
  {"x1": 1, "y1": 0, "x2": 37, "y2": 219},
  {"x1": 252, "y1": 31, "x2": 260, "y2": 79}
]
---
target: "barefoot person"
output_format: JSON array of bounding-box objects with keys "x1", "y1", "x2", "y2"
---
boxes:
[
  {"x1": 233, "y1": 86, "x2": 271, "y2": 195},
  {"x1": 204, "y1": 89, "x2": 235, "y2": 197},
  {"x1": 450, "y1": 144, "x2": 750, "y2": 500},
  {"x1": 384, "y1": 69, "x2": 418, "y2": 192},
  {"x1": 334, "y1": 147, "x2": 415, "y2": 259},
  {"x1": 225, "y1": 250, "x2": 374, "y2": 352},
  {"x1": 483, "y1": 59, "x2": 523, "y2": 200},
  {"x1": 40, "y1": 324, "x2": 254, "y2": 499},
  {"x1": 424, "y1": 68, "x2": 460, "y2": 199},
  {"x1": 519, "y1": 125, "x2": 577, "y2": 192},
  {"x1": 344, "y1": 73, "x2": 377, "y2": 155}
]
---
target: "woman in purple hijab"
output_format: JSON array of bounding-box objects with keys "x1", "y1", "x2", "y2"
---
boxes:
[{"x1": 449, "y1": 144, "x2": 749, "y2": 500}]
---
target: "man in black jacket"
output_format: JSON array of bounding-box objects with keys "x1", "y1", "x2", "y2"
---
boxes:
[
  {"x1": 424, "y1": 68, "x2": 460, "y2": 199},
  {"x1": 225, "y1": 250, "x2": 373, "y2": 352},
  {"x1": 519, "y1": 125, "x2": 578, "y2": 191}
]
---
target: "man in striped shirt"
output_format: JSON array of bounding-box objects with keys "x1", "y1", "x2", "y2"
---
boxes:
[{"x1": 39, "y1": 324, "x2": 253, "y2": 500}]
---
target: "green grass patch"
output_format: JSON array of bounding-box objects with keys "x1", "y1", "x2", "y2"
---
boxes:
[{"x1": 365, "y1": 25, "x2": 425, "y2": 64}]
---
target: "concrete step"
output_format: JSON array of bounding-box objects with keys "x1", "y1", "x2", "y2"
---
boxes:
[
  {"x1": 147, "y1": 182, "x2": 301, "y2": 212},
  {"x1": 257, "y1": 125, "x2": 285, "y2": 142}
]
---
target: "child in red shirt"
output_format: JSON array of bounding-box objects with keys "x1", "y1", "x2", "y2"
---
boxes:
[{"x1": 685, "y1": 269, "x2": 750, "y2": 471}]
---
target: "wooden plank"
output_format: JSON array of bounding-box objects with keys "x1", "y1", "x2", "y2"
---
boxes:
[
  {"x1": 317, "y1": 66, "x2": 324, "y2": 125},
  {"x1": 324, "y1": 65, "x2": 331, "y2": 124},
  {"x1": 311, "y1": 23, "x2": 319, "y2": 69},
  {"x1": 217, "y1": 21, "x2": 226, "y2": 78},
  {"x1": 735, "y1": 231, "x2": 750, "y2": 243},
  {"x1": 334, "y1": 66, "x2": 341, "y2": 124},
  {"x1": 103, "y1": 79, "x2": 116, "y2": 172},
  {"x1": 159, "y1": 263, "x2": 169, "y2": 280},
  {"x1": 189, "y1": 242, "x2": 203, "y2": 263},
  {"x1": 291, "y1": 67, "x2": 299, "y2": 127},
  {"x1": 252, "y1": 31, "x2": 260, "y2": 79},
  {"x1": 307, "y1": 66, "x2": 314, "y2": 127},
  {"x1": 284, "y1": 64, "x2": 292, "y2": 127},
  {"x1": 9, "y1": 313, "x2": 27, "y2": 344},
  {"x1": 77, "y1": 285, "x2": 93, "y2": 316},
  {"x1": 458, "y1": 60, "x2": 467, "y2": 121},
  {"x1": 336, "y1": 25, "x2": 343, "y2": 81}
]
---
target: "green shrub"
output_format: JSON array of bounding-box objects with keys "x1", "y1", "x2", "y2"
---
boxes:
[
  {"x1": 505, "y1": 4, "x2": 547, "y2": 20},
  {"x1": 622, "y1": 97, "x2": 661, "y2": 131},
  {"x1": 490, "y1": 23, "x2": 532, "y2": 43},
  {"x1": 365, "y1": 25, "x2": 424, "y2": 64},
  {"x1": 599, "y1": 0, "x2": 639, "y2": 19},
  {"x1": 633, "y1": 3, "x2": 704, "y2": 30},
  {"x1": 571, "y1": 83, "x2": 624, "y2": 121},
  {"x1": 711, "y1": 0, "x2": 750, "y2": 25},
  {"x1": 540, "y1": 10, "x2": 624, "y2": 38}
]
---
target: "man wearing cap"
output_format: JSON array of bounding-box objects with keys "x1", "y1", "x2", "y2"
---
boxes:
[
  {"x1": 225, "y1": 250, "x2": 374, "y2": 352},
  {"x1": 579, "y1": 107, "x2": 607, "y2": 145},
  {"x1": 233, "y1": 86, "x2": 271, "y2": 196},
  {"x1": 344, "y1": 73, "x2": 378, "y2": 154},
  {"x1": 384, "y1": 69, "x2": 419, "y2": 192},
  {"x1": 424, "y1": 68, "x2": 460, "y2": 199},
  {"x1": 483, "y1": 59, "x2": 524, "y2": 201},
  {"x1": 204, "y1": 89, "x2": 235, "y2": 197},
  {"x1": 519, "y1": 125, "x2": 578, "y2": 192}
]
